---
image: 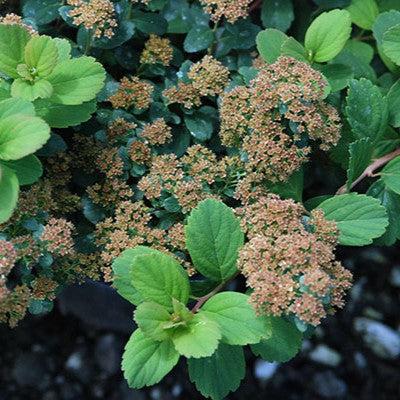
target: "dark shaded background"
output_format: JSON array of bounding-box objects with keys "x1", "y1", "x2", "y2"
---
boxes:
[{"x1": 1, "y1": 246, "x2": 400, "y2": 400}]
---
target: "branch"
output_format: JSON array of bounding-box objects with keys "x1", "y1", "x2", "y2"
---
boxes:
[{"x1": 337, "y1": 148, "x2": 400, "y2": 194}]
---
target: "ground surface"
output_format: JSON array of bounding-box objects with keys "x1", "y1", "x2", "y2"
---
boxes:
[{"x1": 1, "y1": 246, "x2": 400, "y2": 400}]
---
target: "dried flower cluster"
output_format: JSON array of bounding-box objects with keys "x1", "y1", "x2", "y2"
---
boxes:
[
  {"x1": 40, "y1": 218, "x2": 75, "y2": 257},
  {"x1": 0, "y1": 13, "x2": 36, "y2": 34},
  {"x1": 163, "y1": 55, "x2": 229, "y2": 108},
  {"x1": 238, "y1": 195, "x2": 352, "y2": 326},
  {"x1": 220, "y1": 57, "x2": 341, "y2": 183},
  {"x1": 67, "y1": 0, "x2": 117, "y2": 38},
  {"x1": 140, "y1": 35, "x2": 174, "y2": 66},
  {"x1": 139, "y1": 118, "x2": 172, "y2": 146},
  {"x1": 200, "y1": 0, "x2": 252, "y2": 23},
  {"x1": 109, "y1": 76, "x2": 154, "y2": 110}
]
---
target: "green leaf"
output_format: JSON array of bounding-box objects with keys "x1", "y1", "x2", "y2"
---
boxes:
[
  {"x1": 345, "y1": 78, "x2": 388, "y2": 142},
  {"x1": 256, "y1": 29, "x2": 288, "y2": 63},
  {"x1": 0, "y1": 97, "x2": 35, "y2": 118},
  {"x1": 346, "y1": 138, "x2": 374, "y2": 190},
  {"x1": 184, "y1": 26, "x2": 214, "y2": 53},
  {"x1": 130, "y1": 250, "x2": 190, "y2": 311},
  {"x1": 281, "y1": 37, "x2": 308, "y2": 62},
  {"x1": 0, "y1": 114, "x2": 50, "y2": 160},
  {"x1": 387, "y1": 79, "x2": 400, "y2": 127},
  {"x1": 319, "y1": 63, "x2": 354, "y2": 92},
  {"x1": 251, "y1": 316, "x2": 302, "y2": 362},
  {"x1": 122, "y1": 329, "x2": 179, "y2": 388},
  {"x1": 22, "y1": 0, "x2": 63, "y2": 25},
  {"x1": 0, "y1": 164, "x2": 19, "y2": 223},
  {"x1": 201, "y1": 292, "x2": 269, "y2": 345},
  {"x1": 34, "y1": 99, "x2": 96, "y2": 128},
  {"x1": 261, "y1": 0, "x2": 294, "y2": 32},
  {"x1": 270, "y1": 168, "x2": 304, "y2": 202},
  {"x1": 367, "y1": 179, "x2": 400, "y2": 245},
  {"x1": 381, "y1": 156, "x2": 400, "y2": 194},
  {"x1": 188, "y1": 344, "x2": 245, "y2": 400},
  {"x1": 0, "y1": 24, "x2": 30, "y2": 79},
  {"x1": 2, "y1": 154, "x2": 42, "y2": 185},
  {"x1": 112, "y1": 246, "x2": 160, "y2": 306},
  {"x1": 184, "y1": 107, "x2": 215, "y2": 141},
  {"x1": 185, "y1": 199, "x2": 244, "y2": 282},
  {"x1": 317, "y1": 193, "x2": 389, "y2": 245},
  {"x1": 24, "y1": 35, "x2": 58, "y2": 77},
  {"x1": 11, "y1": 78, "x2": 53, "y2": 101},
  {"x1": 53, "y1": 38, "x2": 71, "y2": 62},
  {"x1": 346, "y1": 0, "x2": 379, "y2": 30},
  {"x1": 132, "y1": 11, "x2": 167, "y2": 35},
  {"x1": 373, "y1": 10, "x2": 400, "y2": 46},
  {"x1": 91, "y1": 21, "x2": 135, "y2": 49},
  {"x1": 172, "y1": 312, "x2": 221, "y2": 358},
  {"x1": 382, "y1": 24, "x2": 400, "y2": 65},
  {"x1": 134, "y1": 302, "x2": 173, "y2": 341},
  {"x1": 304, "y1": 9, "x2": 352, "y2": 62},
  {"x1": 47, "y1": 56, "x2": 105, "y2": 105}
]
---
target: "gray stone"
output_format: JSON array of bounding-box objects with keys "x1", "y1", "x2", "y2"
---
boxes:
[
  {"x1": 309, "y1": 344, "x2": 342, "y2": 367},
  {"x1": 12, "y1": 353, "x2": 49, "y2": 388},
  {"x1": 95, "y1": 334, "x2": 124, "y2": 376},
  {"x1": 354, "y1": 317, "x2": 400, "y2": 359},
  {"x1": 254, "y1": 360, "x2": 278, "y2": 381},
  {"x1": 390, "y1": 266, "x2": 400, "y2": 288},
  {"x1": 312, "y1": 371, "x2": 347, "y2": 399}
]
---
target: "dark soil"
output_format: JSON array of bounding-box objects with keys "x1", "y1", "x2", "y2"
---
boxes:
[{"x1": 1, "y1": 246, "x2": 400, "y2": 400}]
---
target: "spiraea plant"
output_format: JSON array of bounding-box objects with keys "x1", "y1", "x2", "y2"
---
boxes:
[{"x1": 1, "y1": 0, "x2": 400, "y2": 398}]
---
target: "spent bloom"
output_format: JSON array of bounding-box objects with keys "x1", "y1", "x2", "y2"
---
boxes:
[
  {"x1": 238, "y1": 195, "x2": 352, "y2": 326},
  {"x1": 140, "y1": 35, "x2": 174, "y2": 66},
  {"x1": 0, "y1": 13, "x2": 36, "y2": 34},
  {"x1": 67, "y1": 0, "x2": 117, "y2": 38},
  {"x1": 139, "y1": 118, "x2": 172, "y2": 146},
  {"x1": 200, "y1": 0, "x2": 252, "y2": 23},
  {"x1": 40, "y1": 218, "x2": 75, "y2": 257},
  {"x1": 220, "y1": 57, "x2": 341, "y2": 183},
  {"x1": 0, "y1": 240, "x2": 17, "y2": 279},
  {"x1": 109, "y1": 76, "x2": 154, "y2": 110}
]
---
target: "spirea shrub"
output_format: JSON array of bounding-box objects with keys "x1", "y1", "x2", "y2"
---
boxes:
[{"x1": 0, "y1": 0, "x2": 400, "y2": 398}]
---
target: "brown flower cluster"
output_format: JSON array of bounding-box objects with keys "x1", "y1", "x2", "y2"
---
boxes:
[
  {"x1": 107, "y1": 118, "x2": 137, "y2": 144},
  {"x1": 40, "y1": 218, "x2": 75, "y2": 257},
  {"x1": 0, "y1": 240, "x2": 17, "y2": 281},
  {"x1": 109, "y1": 76, "x2": 154, "y2": 110},
  {"x1": 163, "y1": 56, "x2": 229, "y2": 108},
  {"x1": 67, "y1": 0, "x2": 117, "y2": 38},
  {"x1": 140, "y1": 35, "x2": 174, "y2": 66},
  {"x1": 220, "y1": 57, "x2": 341, "y2": 183},
  {"x1": 238, "y1": 195, "x2": 352, "y2": 326},
  {"x1": 0, "y1": 13, "x2": 36, "y2": 34},
  {"x1": 139, "y1": 118, "x2": 172, "y2": 146},
  {"x1": 200, "y1": 0, "x2": 252, "y2": 23}
]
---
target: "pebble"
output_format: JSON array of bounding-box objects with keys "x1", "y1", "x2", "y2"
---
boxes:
[
  {"x1": 390, "y1": 266, "x2": 400, "y2": 287},
  {"x1": 354, "y1": 318, "x2": 400, "y2": 359},
  {"x1": 309, "y1": 344, "x2": 342, "y2": 367},
  {"x1": 94, "y1": 334, "x2": 124, "y2": 377},
  {"x1": 254, "y1": 360, "x2": 278, "y2": 381},
  {"x1": 312, "y1": 371, "x2": 348, "y2": 399}
]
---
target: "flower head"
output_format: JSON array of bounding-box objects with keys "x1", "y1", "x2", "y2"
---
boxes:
[
  {"x1": 140, "y1": 35, "x2": 174, "y2": 66},
  {"x1": 200, "y1": 0, "x2": 252, "y2": 23},
  {"x1": 109, "y1": 77, "x2": 153, "y2": 110}
]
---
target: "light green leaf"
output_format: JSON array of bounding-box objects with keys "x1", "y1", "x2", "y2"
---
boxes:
[
  {"x1": 130, "y1": 250, "x2": 190, "y2": 311},
  {"x1": 305, "y1": 9, "x2": 352, "y2": 62},
  {"x1": 134, "y1": 302, "x2": 173, "y2": 341},
  {"x1": 0, "y1": 164, "x2": 19, "y2": 223},
  {"x1": 2, "y1": 154, "x2": 42, "y2": 185},
  {"x1": 52, "y1": 38, "x2": 71, "y2": 62},
  {"x1": 112, "y1": 246, "x2": 160, "y2": 306},
  {"x1": 122, "y1": 329, "x2": 179, "y2": 389},
  {"x1": 367, "y1": 179, "x2": 400, "y2": 245},
  {"x1": 387, "y1": 79, "x2": 400, "y2": 127},
  {"x1": 382, "y1": 24, "x2": 400, "y2": 65},
  {"x1": 185, "y1": 199, "x2": 244, "y2": 282},
  {"x1": 346, "y1": 0, "x2": 379, "y2": 30},
  {"x1": 281, "y1": 37, "x2": 308, "y2": 62},
  {"x1": 0, "y1": 114, "x2": 50, "y2": 160},
  {"x1": 345, "y1": 78, "x2": 388, "y2": 142},
  {"x1": 188, "y1": 344, "x2": 245, "y2": 400},
  {"x1": 256, "y1": 29, "x2": 288, "y2": 63},
  {"x1": 24, "y1": 35, "x2": 58, "y2": 77},
  {"x1": 261, "y1": 0, "x2": 294, "y2": 32},
  {"x1": 34, "y1": 99, "x2": 96, "y2": 128},
  {"x1": 47, "y1": 56, "x2": 105, "y2": 105},
  {"x1": 0, "y1": 24, "x2": 30, "y2": 78},
  {"x1": 381, "y1": 156, "x2": 400, "y2": 194},
  {"x1": 317, "y1": 193, "x2": 389, "y2": 245},
  {"x1": 11, "y1": 78, "x2": 53, "y2": 101},
  {"x1": 251, "y1": 316, "x2": 302, "y2": 362},
  {"x1": 172, "y1": 312, "x2": 221, "y2": 358},
  {"x1": 346, "y1": 138, "x2": 374, "y2": 190},
  {"x1": 0, "y1": 97, "x2": 35, "y2": 118},
  {"x1": 201, "y1": 292, "x2": 270, "y2": 345}
]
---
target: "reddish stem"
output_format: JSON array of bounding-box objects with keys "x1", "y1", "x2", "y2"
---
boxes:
[{"x1": 337, "y1": 148, "x2": 400, "y2": 194}]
